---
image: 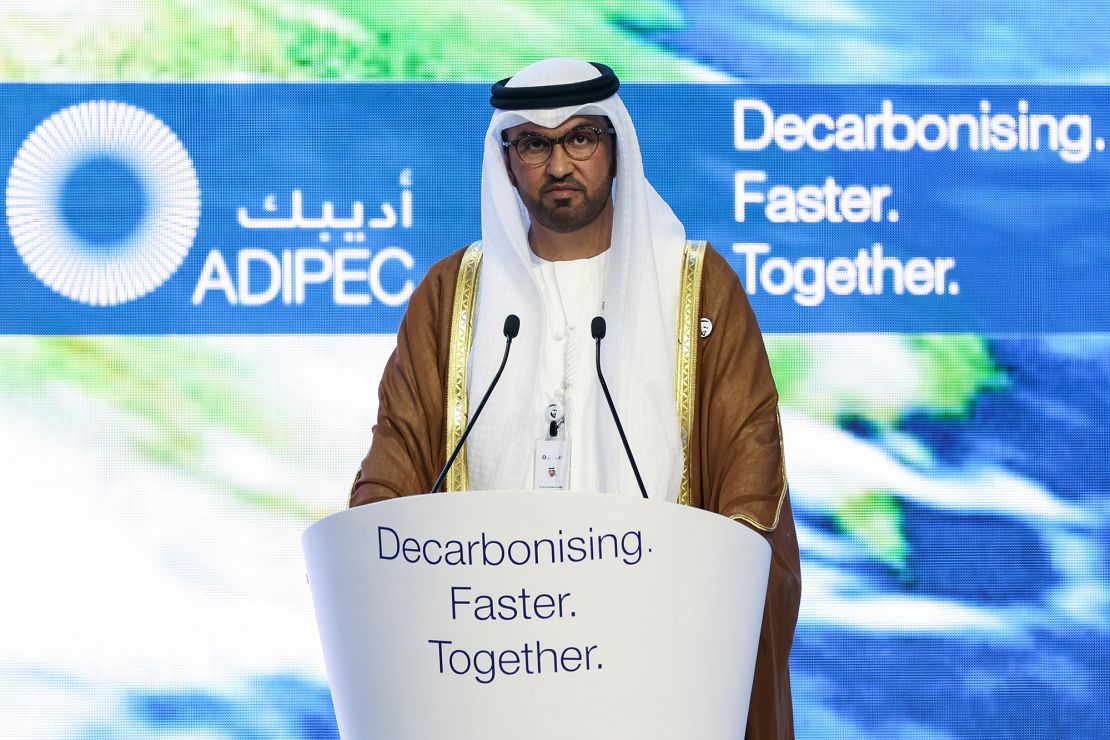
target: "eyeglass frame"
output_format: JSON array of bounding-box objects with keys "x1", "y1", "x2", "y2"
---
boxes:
[{"x1": 501, "y1": 125, "x2": 617, "y2": 166}]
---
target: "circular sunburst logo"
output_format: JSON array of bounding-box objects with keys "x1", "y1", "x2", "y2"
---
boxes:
[{"x1": 6, "y1": 101, "x2": 200, "y2": 307}]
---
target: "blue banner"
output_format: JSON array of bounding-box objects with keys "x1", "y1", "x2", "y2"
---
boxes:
[{"x1": 3, "y1": 84, "x2": 1107, "y2": 333}]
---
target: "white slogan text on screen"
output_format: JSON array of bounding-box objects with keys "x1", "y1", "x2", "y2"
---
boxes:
[
  {"x1": 735, "y1": 99, "x2": 1098, "y2": 163},
  {"x1": 732, "y1": 242, "x2": 958, "y2": 307}
]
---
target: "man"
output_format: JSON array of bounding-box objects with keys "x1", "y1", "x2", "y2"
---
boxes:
[{"x1": 350, "y1": 58, "x2": 800, "y2": 739}]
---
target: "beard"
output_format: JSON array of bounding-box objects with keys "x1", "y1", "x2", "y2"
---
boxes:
[{"x1": 519, "y1": 176, "x2": 613, "y2": 234}]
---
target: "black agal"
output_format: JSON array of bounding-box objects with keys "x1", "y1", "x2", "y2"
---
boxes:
[{"x1": 490, "y1": 62, "x2": 620, "y2": 110}]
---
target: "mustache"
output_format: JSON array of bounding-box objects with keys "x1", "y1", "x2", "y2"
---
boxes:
[{"x1": 542, "y1": 177, "x2": 585, "y2": 193}]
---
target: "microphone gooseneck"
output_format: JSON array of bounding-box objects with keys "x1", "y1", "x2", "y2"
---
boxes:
[
  {"x1": 430, "y1": 314, "x2": 520, "y2": 493},
  {"x1": 591, "y1": 316, "x2": 649, "y2": 500}
]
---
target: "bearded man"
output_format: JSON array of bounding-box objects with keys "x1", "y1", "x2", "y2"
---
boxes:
[{"x1": 350, "y1": 58, "x2": 800, "y2": 739}]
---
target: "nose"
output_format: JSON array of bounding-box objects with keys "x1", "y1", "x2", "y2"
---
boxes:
[{"x1": 546, "y1": 141, "x2": 574, "y2": 178}]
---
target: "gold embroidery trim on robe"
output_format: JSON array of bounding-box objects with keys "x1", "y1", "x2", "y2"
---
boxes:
[
  {"x1": 675, "y1": 240, "x2": 707, "y2": 506},
  {"x1": 444, "y1": 242, "x2": 483, "y2": 492}
]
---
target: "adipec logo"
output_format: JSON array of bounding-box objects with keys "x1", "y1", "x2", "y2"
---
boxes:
[{"x1": 6, "y1": 101, "x2": 200, "y2": 306}]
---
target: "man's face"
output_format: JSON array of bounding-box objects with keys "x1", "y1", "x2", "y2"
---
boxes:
[{"x1": 503, "y1": 115, "x2": 616, "y2": 234}]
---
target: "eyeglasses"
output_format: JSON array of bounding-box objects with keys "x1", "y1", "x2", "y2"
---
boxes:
[{"x1": 501, "y1": 125, "x2": 616, "y2": 166}]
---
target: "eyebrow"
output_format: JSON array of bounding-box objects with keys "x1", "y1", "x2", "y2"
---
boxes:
[{"x1": 511, "y1": 117, "x2": 597, "y2": 137}]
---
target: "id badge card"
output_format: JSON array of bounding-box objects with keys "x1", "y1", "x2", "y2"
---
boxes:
[{"x1": 534, "y1": 439, "x2": 570, "y2": 490}]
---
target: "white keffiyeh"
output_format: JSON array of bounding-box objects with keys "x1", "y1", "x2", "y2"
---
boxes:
[{"x1": 465, "y1": 58, "x2": 685, "y2": 501}]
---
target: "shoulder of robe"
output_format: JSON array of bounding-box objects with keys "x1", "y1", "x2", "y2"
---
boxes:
[
  {"x1": 697, "y1": 242, "x2": 745, "y2": 307},
  {"x1": 408, "y1": 244, "x2": 476, "y2": 311},
  {"x1": 426, "y1": 244, "x2": 474, "y2": 288},
  {"x1": 696, "y1": 241, "x2": 766, "y2": 332}
]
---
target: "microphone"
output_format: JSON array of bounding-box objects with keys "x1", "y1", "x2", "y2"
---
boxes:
[
  {"x1": 430, "y1": 314, "x2": 520, "y2": 493},
  {"x1": 591, "y1": 317, "x2": 649, "y2": 499}
]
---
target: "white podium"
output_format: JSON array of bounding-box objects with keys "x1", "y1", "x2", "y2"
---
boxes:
[{"x1": 303, "y1": 491, "x2": 771, "y2": 739}]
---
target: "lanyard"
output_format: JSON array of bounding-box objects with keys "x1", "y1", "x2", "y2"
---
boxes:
[{"x1": 538, "y1": 254, "x2": 607, "y2": 439}]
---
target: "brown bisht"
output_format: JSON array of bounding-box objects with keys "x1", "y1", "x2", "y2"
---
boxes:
[{"x1": 351, "y1": 243, "x2": 801, "y2": 740}]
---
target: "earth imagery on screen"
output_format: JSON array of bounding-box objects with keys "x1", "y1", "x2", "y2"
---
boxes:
[{"x1": 0, "y1": 1, "x2": 1107, "y2": 738}]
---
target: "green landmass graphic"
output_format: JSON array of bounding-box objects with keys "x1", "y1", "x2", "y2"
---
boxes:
[
  {"x1": 0, "y1": 336, "x2": 321, "y2": 520},
  {"x1": 0, "y1": 0, "x2": 710, "y2": 82},
  {"x1": 832, "y1": 489, "x2": 908, "y2": 572},
  {"x1": 767, "y1": 334, "x2": 1009, "y2": 426},
  {"x1": 767, "y1": 334, "x2": 1009, "y2": 566}
]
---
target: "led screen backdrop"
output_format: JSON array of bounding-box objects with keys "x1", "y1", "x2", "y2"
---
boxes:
[{"x1": 2, "y1": 2, "x2": 1108, "y2": 739}]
